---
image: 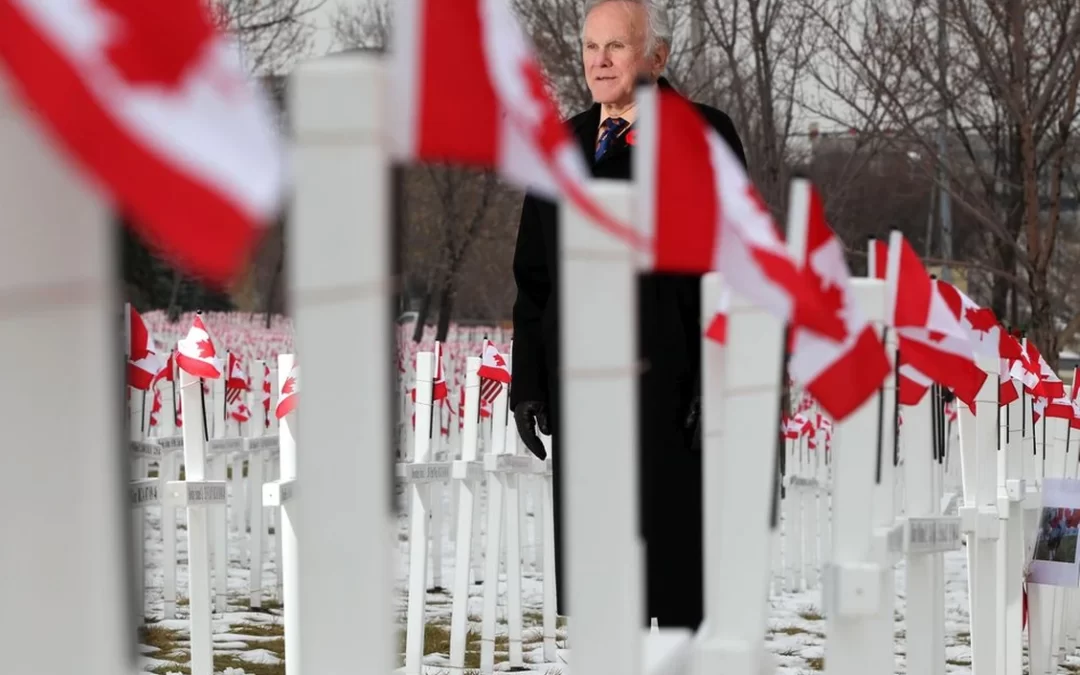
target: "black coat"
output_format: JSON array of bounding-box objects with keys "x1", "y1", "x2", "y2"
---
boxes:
[{"x1": 509, "y1": 78, "x2": 747, "y2": 628}]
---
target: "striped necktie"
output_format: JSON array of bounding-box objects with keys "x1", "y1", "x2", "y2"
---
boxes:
[{"x1": 595, "y1": 117, "x2": 629, "y2": 161}]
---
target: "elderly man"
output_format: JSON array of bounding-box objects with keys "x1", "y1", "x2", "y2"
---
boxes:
[{"x1": 509, "y1": 0, "x2": 747, "y2": 630}]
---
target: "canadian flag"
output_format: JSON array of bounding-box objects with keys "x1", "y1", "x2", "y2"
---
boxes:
[
  {"x1": 999, "y1": 332, "x2": 1024, "y2": 407},
  {"x1": 128, "y1": 304, "x2": 166, "y2": 390},
  {"x1": 0, "y1": 0, "x2": 286, "y2": 285},
  {"x1": 226, "y1": 352, "x2": 251, "y2": 394},
  {"x1": 1013, "y1": 339, "x2": 1064, "y2": 400},
  {"x1": 389, "y1": 0, "x2": 640, "y2": 248},
  {"x1": 478, "y1": 339, "x2": 511, "y2": 383},
  {"x1": 275, "y1": 363, "x2": 298, "y2": 419},
  {"x1": 176, "y1": 314, "x2": 223, "y2": 379},
  {"x1": 225, "y1": 352, "x2": 251, "y2": 422},
  {"x1": 1044, "y1": 389, "x2": 1074, "y2": 421},
  {"x1": 934, "y1": 280, "x2": 1024, "y2": 408},
  {"x1": 149, "y1": 388, "x2": 162, "y2": 428},
  {"x1": 897, "y1": 364, "x2": 935, "y2": 407},
  {"x1": 869, "y1": 239, "x2": 934, "y2": 406},
  {"x1": 787, "y1": 182, "x2": 890, "y2": 422},
  {"x1": 883, "y1": 232, "x2": 986, "y2": 409},
  {"x1": 1009, "y1": 342, "x2": 1046, "y2": 397},
  {"x1": 1033, "y1": 395, "x2": 1048, "y2": 424},
  {"x1": 634, "y1": 85, "x2": 846, "y2": 343},
  {"x1": 261, "y1": 362, "x2": 272, "y2": 428},
  {"x1": 433, "y1": 342, "x2": 449, "y2": 402},
  {"x1": 1070, "y1": 368, "x2": 1080, "y2": 430},
  {"x1": 153, "y1": 352, "x2": 175, "y2": 387},
  {"x1": 478, "y1": 339, "x2": 510, "y2": 405},
  {"x1": 705, "y1": 288, "x2": 731, "y2": 345}
]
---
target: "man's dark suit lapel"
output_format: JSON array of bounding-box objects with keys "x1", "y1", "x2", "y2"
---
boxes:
[{"x1": 572, "y1": 104, "x2": 602, "y2": 167}]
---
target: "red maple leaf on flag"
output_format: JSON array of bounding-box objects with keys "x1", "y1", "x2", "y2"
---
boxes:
[
  {"x1": 96, "y1": 0, "x2": 216, "y2": 88},
  {"x1": 817, "y1": 280, "x2": 846, "y2": 322},
  {"x1": 196, "y1": 339, "x2": 215, "y2": 358},
  {"x1": 964, "y1": 307, "x2": 999, "y2": 334},
  {"x1": 281, "y1": 376, "x2": 296, "y2": 396}
]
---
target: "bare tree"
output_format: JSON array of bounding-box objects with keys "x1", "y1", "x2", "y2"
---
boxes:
[
  {"x1": 213, "y1": 0, "x2": 324, "y2": 74},
  {"x1": 801, "y1": 0, "x2": 1080, "y2": 366},
  {"x1": 331, "y1": 0, "x2": 391, "y2": 50},
  {"x1": 693, "y1": 0, "x2": 828, "y2": 208},
  {"x1": 332, "y1": 1, "x2": 524, "y2": 333}
]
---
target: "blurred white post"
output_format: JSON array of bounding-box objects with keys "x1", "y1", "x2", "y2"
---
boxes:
[
  {"x1": 1001, "y1": 391, "x2": 1025, "y2": 675},
  {"x1": 694, "y1": 219, "x2": 785, "y2": 674},
  {"x1": 405, "y1": 352, "x2": 434, "y2": 675},
  {"x1": 867, "y1": 241, "x2": 899, "y2": 673},
  {"x1": 822, "y1": 279, "x2": 895, "y2": 675},
  {"x1": 268, "y1": 353, "x2": 300, "y2": 675},
  {"x1": 246, "y1": 362, "x2": 269, "y2": 609},
  {"x1": 0, "y1": 74, "x2": 129, "y2": 675},
  {"x1": 289, "y1": 51, "x2": 394, "y2": 675},
  {"x1": 965, "y1": 359, "x2": 1000, "y2": 675},
  {"x1": 209, "y1": 377, "x2": 229, "y2": 613},
  {"x1": 449, "y1": 357, "x2": 483, "y2": 668},
  {"x1": 177, "y1": 368, "x2": 216, "y2": 675},
  {"x1": 559, "y1": 181, "x2": 642, "y2": 675}
]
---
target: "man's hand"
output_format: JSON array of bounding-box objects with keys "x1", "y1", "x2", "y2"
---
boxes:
[{"x1": 514, "y1": 400, "x2": 550, "y2": 460}]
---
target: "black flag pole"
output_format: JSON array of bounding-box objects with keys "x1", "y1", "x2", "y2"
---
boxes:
[
  {"x1": 874, "y1": 327, "x2": 890, "y2": 484},
  {"x1": 770, "y1": 323, "x2": 793, "y2": 530}
]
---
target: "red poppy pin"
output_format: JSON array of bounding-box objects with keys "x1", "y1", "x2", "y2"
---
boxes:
[{"x1": 626, "y1": 130, "x2": 637, "y2": 146}]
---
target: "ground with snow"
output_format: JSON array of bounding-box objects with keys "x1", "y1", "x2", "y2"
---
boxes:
[{"x1": 135, "y1": 481, "x2": 981, "y2": 675}]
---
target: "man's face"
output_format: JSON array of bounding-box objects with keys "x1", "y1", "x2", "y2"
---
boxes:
[{"x1": 582, "y1": 1, "x2": 663, "y2": 107}]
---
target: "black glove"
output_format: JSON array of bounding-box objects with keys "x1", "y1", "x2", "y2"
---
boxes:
[{"x1": 514, "y1": 400, "x2": 550, "y2": 460}]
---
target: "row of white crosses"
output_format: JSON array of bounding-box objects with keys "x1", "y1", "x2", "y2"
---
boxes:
[
  {"x1": 396, "y1": 342, "x2": 558, "y2": 673},
  {"x1": 126, "y1": 345, "x2": 285, "y2": 622},
  {"x1": 775, "y1": 399, "x2": 835, "y2": 594},
  {"x1": 9, "y1": 47, "x2": 1067, "y2": 675},
  {"x1": 123, "y1": 320, "x2": 299, "y2": 675},
  {"x1": 959, "y1": 371, "x2": 1080, "y2": 675}
]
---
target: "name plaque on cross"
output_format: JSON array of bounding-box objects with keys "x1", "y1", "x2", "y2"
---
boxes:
[
  {"x1": 130, "y1": 479, "x2": 160, "y2": 507},
  {"x1": 157, "y1": 436, "x2": 185, "y2": 451},
  {"x1": 130, "y1": 440, "x2": 162, "y2": 460},
  {"x1": 906, "y1": 516, "x2": 963, "y2": 554},
  {"x1": 248, "y1": 436, "x2": 279, "y2": 452},
  {"x1": 408, "y1": 463, "x2": 452, "y2": 482},
  {"x1": 163, "y1": 480, "x2": 228, "y2": 507},
  {"x1": 207, "y1": 438, "x2": 245, "y2": 455}
]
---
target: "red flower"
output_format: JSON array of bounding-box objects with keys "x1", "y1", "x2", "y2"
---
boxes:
[{"x1": 625, "y1": 130, "x2": 636, "y2": 146}]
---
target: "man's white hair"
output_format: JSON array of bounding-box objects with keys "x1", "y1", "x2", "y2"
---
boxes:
[{"x1": 581, "y1": 0, "x2": 673, "y2": 57}]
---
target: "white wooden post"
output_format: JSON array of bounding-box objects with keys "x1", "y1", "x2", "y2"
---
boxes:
[
  {"x1": 962, "y1": 359, "x2": 1000, "y2": 675},
  {"x1": 289, "y1": 49, "x2": 394, "y2": 675},
  {"x1": 449, "y1": 357, "x2": 484, "y2": 669},
  {"x1": 785, "y1": 432, "x2": 805, "y2": 593},
  {"x1": 694, "y1": 268, "x2": 783, "y2": 675},
  {"x1": 1, "y1": 79, "x2": 131, "y2": 675},
  {"x1": 430, "y1": 344, "x2": 446, "y2": 592},
  {"x1": 209, "y1": 377, "x2": 230, "y2": 613},
  {"x1": 247, "y1": 361, "x2": 270, "y2": 609},
  {"x1": 821, "y1": 278, "x2": 894, "y2": 675},
  {"x1": 177, "y1": 368, "x2": 221, "y2": 675},
  {"x1": 1000, "y1": 391, "x2": 1025, "y2": 675},
  {"x1": 560, "y1": 181, "x2": 643, "y2": 675},
  {"x1": 405, "y1": 351, "x2": 435, "y2": 675},
  {"x1": 130, "y1": 390, "x2": 148, "y2": 621},
  {"x1": 264, "y1": 353, "x2": 299, "y2": 675}
]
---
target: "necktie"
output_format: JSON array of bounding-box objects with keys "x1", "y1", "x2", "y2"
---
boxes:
[{"x1": 595, "y1": 117, "x2": 629, "y2": 161}]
